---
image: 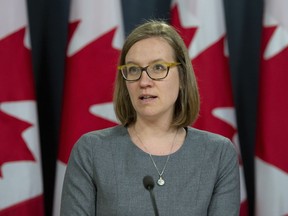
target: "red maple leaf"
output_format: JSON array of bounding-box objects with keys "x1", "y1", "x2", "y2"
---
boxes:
[
  {"x1": 171, "y1": 5, "x2": 236, "y2": 140},
  {"x1": 58, "y1": 22, "x2": 120, "y2": 163},
  {"x1": 0, "y1": 110, "x2": 35, "y2": 177},
  {"x1": 0, "y1": 28, "x2": 36, "y2": 177},
  {"x1": 171, "y1": 5, "x2": 197, "y2": 48},
  {"x1": 0, "y1": 28, "x2": 35, "y2": 101},
  {"x1": 256, "y1": 26, "x2": 288, "y2": 173},
  {"x1": 192, "y1": 37, "x2": 236, "y2": 140}
]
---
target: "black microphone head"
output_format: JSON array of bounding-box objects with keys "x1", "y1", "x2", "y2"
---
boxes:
[{"x1": 143, "y1": 175, "x2": 155, "y2": 191}]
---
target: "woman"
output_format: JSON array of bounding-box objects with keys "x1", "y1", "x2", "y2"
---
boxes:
[{"x1": 60, "y1": 20, "x2": 240, "y2": 215}]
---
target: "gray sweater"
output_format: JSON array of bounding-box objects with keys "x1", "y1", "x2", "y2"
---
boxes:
[{"x1": 60, "y1": 126, "x2": 240, "y2": 216}]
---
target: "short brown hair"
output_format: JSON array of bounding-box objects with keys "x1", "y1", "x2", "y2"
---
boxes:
[{"x1": 113, "y1": 20, "x2": 200, "y2": 127}]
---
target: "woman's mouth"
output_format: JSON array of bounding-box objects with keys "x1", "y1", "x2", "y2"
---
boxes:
[{"x1": 139, "y1": 95, "x2": 157, "y2": 101}]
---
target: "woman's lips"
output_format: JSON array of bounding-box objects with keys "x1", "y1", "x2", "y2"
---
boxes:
[{"x1": 139, "y1": 95, "x2": 157, "y2": 100}]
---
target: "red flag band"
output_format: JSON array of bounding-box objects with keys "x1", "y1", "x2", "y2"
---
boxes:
[
  {"x1": 256, "y1": 0, "x2": 288, "y2": 215},
  {"x1": 0, "y1": 1, "x2": 44, "y2": 215}
]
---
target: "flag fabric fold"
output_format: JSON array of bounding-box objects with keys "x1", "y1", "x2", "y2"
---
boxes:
[
  {"x1": 53, "y1": 1, "x2": 124, "y2": 215},
  {"x1": 170, "y1": 0, "x2": 248, "y2": 215},
  {"x1": 0, "y1": 0, "x2": 44, "y2": 215}
]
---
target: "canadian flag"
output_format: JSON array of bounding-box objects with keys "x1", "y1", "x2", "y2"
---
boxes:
[
  {"x1": 0, "y1": 0, "x2": 44, "y2": 215},
  {"x1": 52, "y1": 0, "x2": 124, "y2": 215},
  {"x1": 255, "y1": 0, "x2": 288, "y2": 215},
  {"x1": 170, "y1": 0, "x2": 248, "y2": 215}
]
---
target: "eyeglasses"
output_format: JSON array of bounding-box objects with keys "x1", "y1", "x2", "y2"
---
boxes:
[{"x1": 118, "y1": 62, "x2": 181, "y2": 81}]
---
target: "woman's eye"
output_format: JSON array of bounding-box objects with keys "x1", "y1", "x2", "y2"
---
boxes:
[
  {"x1": 153, "y1": 64, "x2": 166, "y2": 71},
  {"x1": 128, "y1": 66, "x2": 139, "y2": 74}
]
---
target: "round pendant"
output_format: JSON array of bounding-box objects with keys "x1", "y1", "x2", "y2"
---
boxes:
[{"x1": 157, "y1": 176, "x2": 165, "y2": 186}]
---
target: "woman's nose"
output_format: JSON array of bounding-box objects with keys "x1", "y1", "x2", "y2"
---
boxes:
[{"x1": 139, "y1": 70, "x2": 153, "y2": 87}]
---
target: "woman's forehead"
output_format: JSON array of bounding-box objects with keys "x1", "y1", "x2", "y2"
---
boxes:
[{"x1": 125, "y1": 37, "x2": 175, "y2": 63}]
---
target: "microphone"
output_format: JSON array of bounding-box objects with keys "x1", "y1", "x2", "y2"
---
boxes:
[{"x1": 143, "y1": 176, "x2": 159, "y2": 216}]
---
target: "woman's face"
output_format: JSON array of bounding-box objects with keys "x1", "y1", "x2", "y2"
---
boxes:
[{"x1": 125, "y1": 37, "x2": 180, "y2": 123}]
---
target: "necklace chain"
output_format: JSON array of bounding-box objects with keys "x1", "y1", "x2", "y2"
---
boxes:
[{"x1": 133, "y1": 126, "x2": 179, "y2": 186}]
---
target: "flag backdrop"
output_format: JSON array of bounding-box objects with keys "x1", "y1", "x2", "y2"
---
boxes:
[
  {"x1": 170, "y1": 0, "x2": 248, "y2": 215},
  {"x1": 52, "y1": 0, "x2": 124, "y2": 215},
  {"x1": 255, "y1": 0, "x2": 288, "y2": 215},
  {"x1": 0, "y1": 0, "x2": 44, "y2": 215}
]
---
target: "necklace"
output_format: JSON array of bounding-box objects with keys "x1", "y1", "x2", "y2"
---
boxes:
[{"x1": 133, "y1": 126, "x2": 179, "y2": 186}]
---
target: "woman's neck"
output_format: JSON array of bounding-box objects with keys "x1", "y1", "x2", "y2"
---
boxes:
[
  {"x1": 128, "y1": 121, "x2": 185, "y2": 156},
  {"x1": 133, "y1": 115, "x2": 175, "y2": 135}
]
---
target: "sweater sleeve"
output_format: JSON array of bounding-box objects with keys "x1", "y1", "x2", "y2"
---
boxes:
[
  {"x1": 207, "y1": 138, "x2": 240, "y2": 216},
  {"x1": 60, "y1": 134, "x2": 96, "y2": 216}
]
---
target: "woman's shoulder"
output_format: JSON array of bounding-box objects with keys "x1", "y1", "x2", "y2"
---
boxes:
[
  {"x1": 186, "y1": 126, "x2": 237, "y2": 153},
  {"x1": 73, "y1": 125, "x2": 127, "y2": 150},
  {"x1": 186, "y1": 127, "x2": 239, "y2": 167},
  {"x1": 187, "y1": 127, "x2": 228, "y2": 140},
  {"x1": 84, "y1": 125, "x2": 126, "y2": 140}
]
